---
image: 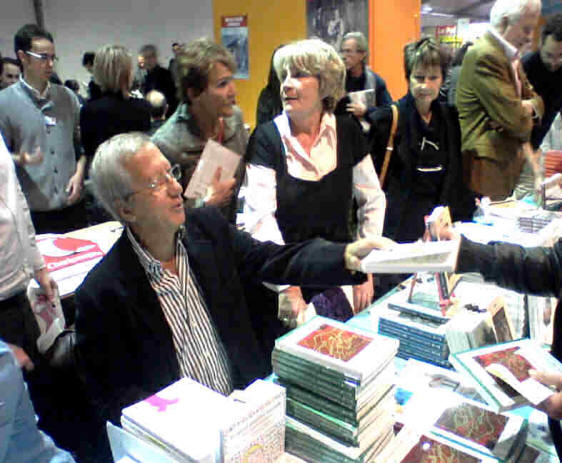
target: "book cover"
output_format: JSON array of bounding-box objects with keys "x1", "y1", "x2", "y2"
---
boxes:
[
  {"x1": 359, "y1": 239, "x2": 460, "y2": 274},
  {"x1": 402, "y1": 391, "x2": 525, "y2": 461},
  {"x1": 450, "y1": 339, "x2": 562, "y2": 411},
  {"x1": 26, "y1": 284, "x2": 65, "y2": 354},
  {"x1": 184, "y1": 139, "x2": 241, "y2": 199},
  {"x1": 375, "y1": 427, "x2": 499, "y2": 463},
  {"x1": 274, "y1": 316, "x2": 398, "y2": 383}
]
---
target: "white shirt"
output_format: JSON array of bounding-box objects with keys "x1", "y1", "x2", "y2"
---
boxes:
[
  {"x1": 239, "y1": 112, "x2": 386, "y2": 245},
  {"x1": 0, "y1": 135, "x2": 45, "y2": 299}
]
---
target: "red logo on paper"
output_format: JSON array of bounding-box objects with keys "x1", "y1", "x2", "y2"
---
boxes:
[{"x1": 37, "y1": 236, "x2": 105, "y2": 272}]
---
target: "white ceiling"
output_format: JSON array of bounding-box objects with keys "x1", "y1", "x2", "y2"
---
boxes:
[{"x1": 421, "y1": 0, "x2": 494, "y2": 27}]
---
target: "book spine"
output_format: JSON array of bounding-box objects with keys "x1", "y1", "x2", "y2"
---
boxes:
[
  {"x1": 286, "y1": 399, "x2": 358, "y2": 446},
  {"x1": 388, "y1": 302, "x2": 449, "y2": 324},
  {"x1": 378, "y1": 315, "x2": 447, "y2": 342},
  {"x1": 275, "y1": 379, "x2": 359, "y2": 425},
  {"x1": 378, "y1": 322, "x2": 449, "y2": 354},
  {"x1": 272, "y1": 349, "x2": 362, "y2": 385},
  {"x1": 285, "y1": 427, "x2": 357, "y2": 463},
  {"x1": 273, "y1": 362, "x2": 358, "y2": 408}
]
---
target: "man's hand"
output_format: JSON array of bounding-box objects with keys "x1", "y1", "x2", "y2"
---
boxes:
[
  {"x1": 12, "y1": 146, "x2": 44, "y2": 166},
  {"x1": 344, "y1": 236, "x2": 396, "y2": 272},
  {"x1": 205, "y1": 167, "x2": 235, "y2": 207},
  {"x1": 7, "y1": 343, "x2": 35, "y2": 371},
  {"x1": 278, "y1": 286, "x2": 307, "y2": 328},
  {"x1": 66, "y1": 170, "x2": 84, "y2": 204},
  {"x1": 530, "y1": 369, "x2": 562, "y2": 419},
  {"x1": 346, "y1": 102, "x2": 367, "y2": 118},
  {"x1": 353, "y1": 274, "x2": 374, "y2": 313},
  {"x1": 34, "y1": 267, "x2": 57, "y2": 303}
]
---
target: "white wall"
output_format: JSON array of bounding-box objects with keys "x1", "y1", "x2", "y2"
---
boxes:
[
  {"x1": 0, "y1": 0, "x2": 213, "y2": 94},
  {"x1": 0, "y1": 1, "x2": 35, "y2": 58}
]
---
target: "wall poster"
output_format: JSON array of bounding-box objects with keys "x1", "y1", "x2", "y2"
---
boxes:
[
  {"x1": 221, "y1": 15, "x2": 249, "y2": 79},
  {"x1": 306, "y1": 0, "x2": 369, "y2": 51}
]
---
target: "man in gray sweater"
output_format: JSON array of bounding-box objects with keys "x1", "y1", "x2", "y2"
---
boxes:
[{"x1": 0, "y1": 24, "x2": 87, "y2": 234}]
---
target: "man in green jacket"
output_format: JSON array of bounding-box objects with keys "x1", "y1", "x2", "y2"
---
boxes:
[{"x1": 456, "y1": 0, "x2": 544, "y2": 200}]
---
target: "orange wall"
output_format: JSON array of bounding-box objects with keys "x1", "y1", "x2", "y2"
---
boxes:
[
  {"x1": 369, "y1": 0, "x2": 421, "y2": 100},
  {"x1": 213, "y1": 0, "x2": 306, "y2": 129}
]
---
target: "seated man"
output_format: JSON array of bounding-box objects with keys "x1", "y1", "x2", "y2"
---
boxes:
[{"x1": 75, "y1": 132, "x2": 382, "y2": 453}]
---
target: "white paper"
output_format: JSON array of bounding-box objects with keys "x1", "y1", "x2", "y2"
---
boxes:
[{"x1": 184, "y1": 139, "x2": 241, "y2": 199}]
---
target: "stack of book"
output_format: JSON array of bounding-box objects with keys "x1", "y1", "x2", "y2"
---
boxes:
[
  {"x1": 118, "y1": 378, "x2": 286, "y2": 463},
  {"x1": 272, "y1": 316, "x2": 399, "y2": 462}
]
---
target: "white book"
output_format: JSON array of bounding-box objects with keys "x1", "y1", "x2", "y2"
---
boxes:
[
  {"x1": 359, "y1": 239, "x2": 460, "y2": 274},
  {"x1": 274, "y1": 316, "x2": 399, "y2": 383},
  {"x1": 121, "y1": 378, "x2": 237, "y2": 462},
  {"x1": 449, "y1": 339, "x2": 562, "y2": 412},
  {"x1": 26, "y1": 284, "x2": 65, "y2": 354},
  {"x1": 184, "y1": 139, "x2": 241, "y2": 199}
]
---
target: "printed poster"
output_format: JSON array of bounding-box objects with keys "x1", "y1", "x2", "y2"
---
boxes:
[{"x1": 221, "y1": 15, "x2": 249, "y2": 79}]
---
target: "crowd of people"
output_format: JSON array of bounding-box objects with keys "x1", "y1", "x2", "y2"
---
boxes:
[{"x1": 0, "y1": 0, "x2": 562, "y2": 461}]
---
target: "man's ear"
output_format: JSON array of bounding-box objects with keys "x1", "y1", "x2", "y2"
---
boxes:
[
  {"x1": 16, "y1": 50, "x2": 26, "y2": 64},
  {"x1": 498, "y1": 16, "x2": 509, "y2": 35},
  {"x1": 115, "y1": 198, "x2": 136, "y2": 223}
]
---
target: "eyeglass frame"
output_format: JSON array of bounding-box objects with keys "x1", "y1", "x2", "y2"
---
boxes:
[
  {"x1": 124, "y1": 164, "x2": 182, "y2": 199},
  {"x1": 24, "y1": 50, "x2": 59, "y2": 63}
]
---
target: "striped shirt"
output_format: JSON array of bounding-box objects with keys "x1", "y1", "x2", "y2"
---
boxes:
[{"x1": 127, "y1": 227, "x2": 233, "y2": 395}]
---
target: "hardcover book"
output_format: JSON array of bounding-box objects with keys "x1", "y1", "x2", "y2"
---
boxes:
[
  {"x1": 449, "y1": 339, "x2": 562, "y2": 411},
  {"x1": 402, "y1": 391, "x2": 525, "y2": 461},
  {"x1": 374, "y1": 427, "x2": 499, "y2": 463},
  {"x1": 274, "y1": 316, "x2": 398, "y2": 383},
  {"x1": 359, "y1": 239, "x2": 460, "y2": 274}
]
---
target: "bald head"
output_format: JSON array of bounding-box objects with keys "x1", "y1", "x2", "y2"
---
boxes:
[{"x1": 146, "y1": 90, "x2": 168, "y2": 120}]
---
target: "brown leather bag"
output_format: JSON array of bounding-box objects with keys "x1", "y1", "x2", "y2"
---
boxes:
[{"x1": 379, "y1": 104, "x2": 399, "y2": 189}]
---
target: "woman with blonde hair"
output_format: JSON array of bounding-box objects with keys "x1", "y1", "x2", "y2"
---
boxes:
[
  {"x1": 80, "y1": 44, "x2": 151, "y2": 164},
  {"x1": 239, "y1": 39, "x2": 385, "y2": 324}
]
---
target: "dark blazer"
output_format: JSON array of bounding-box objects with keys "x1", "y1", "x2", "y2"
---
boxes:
[{"x1": 75, "y1": 207, "x2": 362, "y2": 426}]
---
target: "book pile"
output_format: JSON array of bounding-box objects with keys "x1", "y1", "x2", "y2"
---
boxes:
[
  {"x1": 272, "y1": 316, "x2": 399, "y2": 462},
  {"x1": 377, "y1": 304, "x2": 452, "y2": 368},
  {"x1": 400, "y1": 391, "x2": 527, "y2": 462},
  {"x1": 118, "y1": 378, "x2": 285, "y2": 463}
]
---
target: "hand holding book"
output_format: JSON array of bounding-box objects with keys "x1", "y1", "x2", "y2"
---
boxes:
[{"x1": 529, "y1": 369, "x2": 562, "y2": 420}]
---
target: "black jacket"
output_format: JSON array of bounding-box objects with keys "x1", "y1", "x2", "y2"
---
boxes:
[
  {"x1": 457, "y1": 236, "x2": 562, "y2": 459},
  {"x1": 370, "y1": 93, "x2": 474, "y2": 240},
  {"x1": 75, "y1": 207, "x2": 362, "y2": 425},
  {"x1": 80, "y1": 92, "x2": 151, "y2": 160}
]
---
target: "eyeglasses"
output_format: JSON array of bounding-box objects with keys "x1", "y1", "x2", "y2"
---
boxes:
[
  {"x1": 25, "y1": 50, "x2": 59, "y2": 63},
  {"x1": 126, "y1": 164, "x2": 182, "y2": 198}
]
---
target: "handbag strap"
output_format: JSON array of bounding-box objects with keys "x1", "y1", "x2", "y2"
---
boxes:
[{"x1": 379, "y1": 104, "x2": 399, "y2": 189}]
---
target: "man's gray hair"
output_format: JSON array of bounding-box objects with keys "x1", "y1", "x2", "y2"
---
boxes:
[
  {"x1": 90, "y1": 132, "x2": 151, "y2": 222},
  {"x1": 490, "y1": 0, "x2": 541, "y2": 28},
  {"x1": 140, "y1": 44, "x2": 158, "y2": 57},
  {"x1": 342, "y1": 31, "x2": 368, "y2": 55}
]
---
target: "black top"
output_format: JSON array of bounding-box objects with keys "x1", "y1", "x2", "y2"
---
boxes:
[
  {"x1": 80, "y1": 92, "x2": 151, "y2": 161},
  {"x1": 246, "y1": 116, "x2": 368, "y2": 244},
  {"x1": 369, "y1": 92, "x2": 475, "y2": 242},
  {"x1": 346, "y1": 73, "x2": 367, "y2": 93},
  {"x1": 142, "y1": 65, "x2": 178, "y2": 116},
  {"x1": 522, "y1": 51, "x2": 562, "y2": 149},
  {"x1": 87, "y1": 78, "x2": 102, "y2": 101}
]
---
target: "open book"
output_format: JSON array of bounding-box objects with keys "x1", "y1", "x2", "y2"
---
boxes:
[
  {"x1": 359, "y1": 239, "x2": 460, "y2": 274},
  {"x1": 449, "y1": 339, "x2": 562, "y2": 412}
]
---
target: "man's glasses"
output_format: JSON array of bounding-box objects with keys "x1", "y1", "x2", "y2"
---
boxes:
[
  {"x1": 25, "y1": 50, "x2": 59, "y2": 63},
  {"x1": 126, "y1": 164, "x2": 182, "y2": 198}
]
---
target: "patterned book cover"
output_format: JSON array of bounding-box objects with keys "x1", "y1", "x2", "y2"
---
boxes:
[
  {"x1": 297, "y1": 323, "x2": 373, "y2": 362},
  {"x1": 401, "y1": 435, "x2": 481, "y2": 463},
  {"x1": 434, "y1": 402, "x2": 508, "y2": 451},
  {"x1": 474, "y1": 347, "x2": 531, "y2": 398}
]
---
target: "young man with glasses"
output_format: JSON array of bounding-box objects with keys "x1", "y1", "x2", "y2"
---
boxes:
[{"x1": 0, "y1": 24, "x2": 87, "y2": 234}]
